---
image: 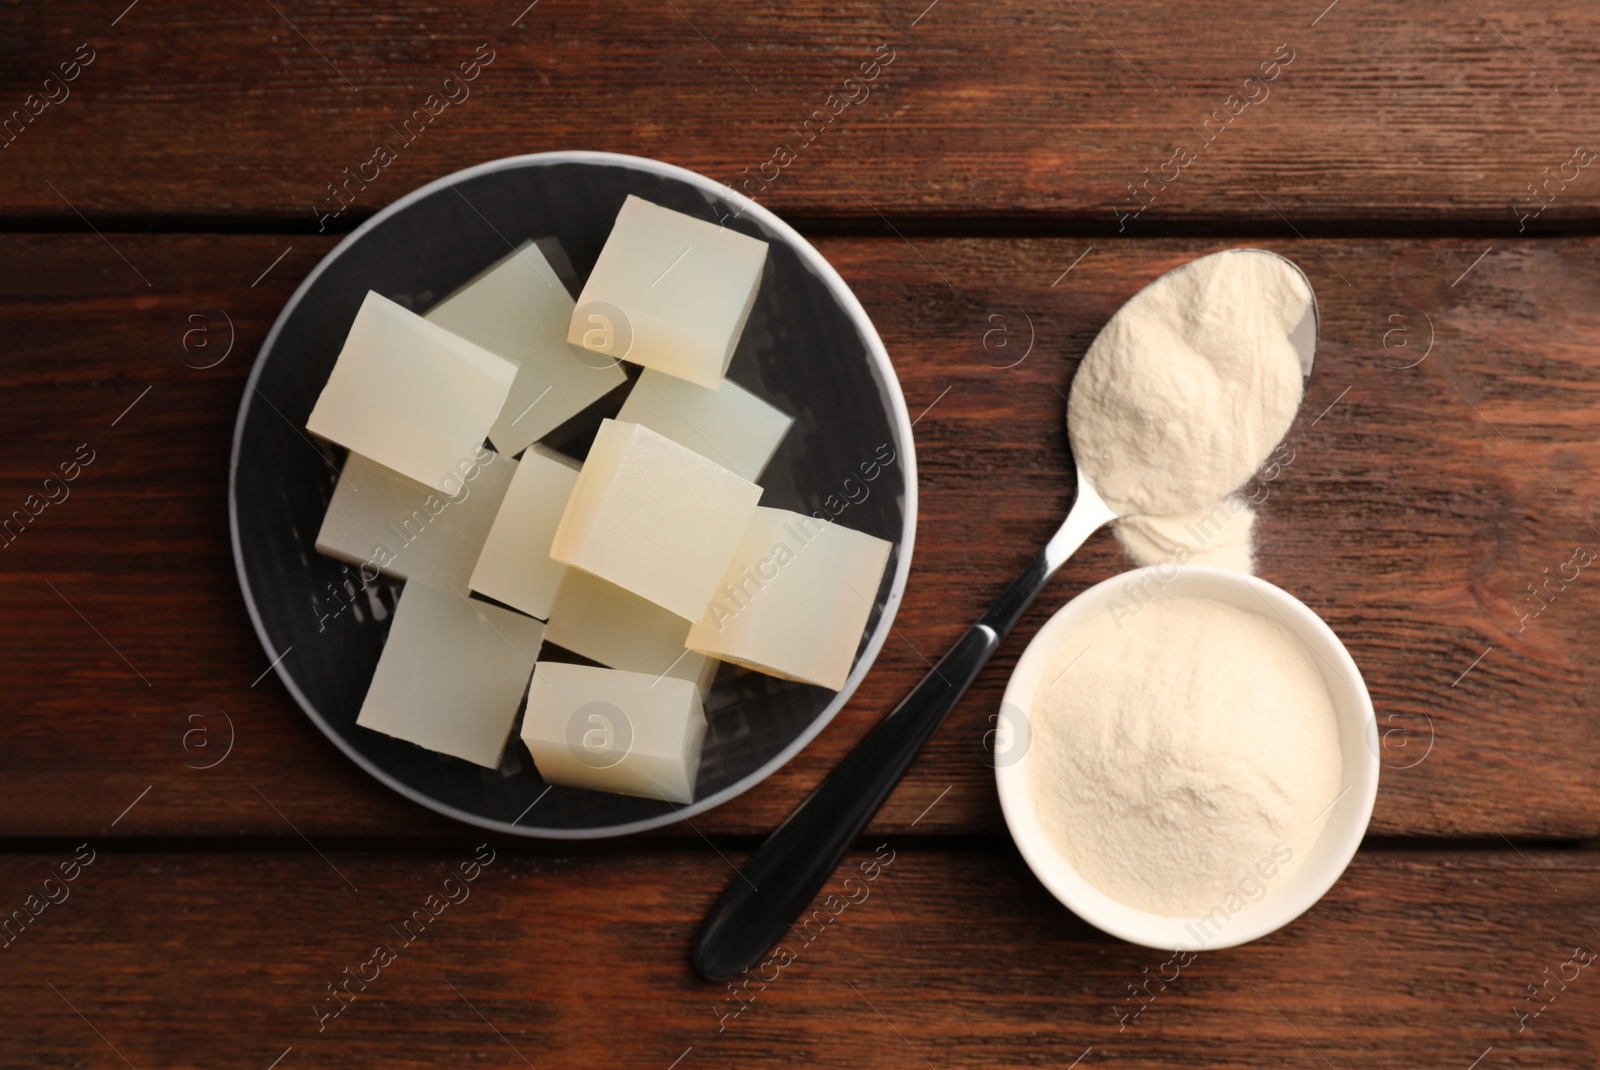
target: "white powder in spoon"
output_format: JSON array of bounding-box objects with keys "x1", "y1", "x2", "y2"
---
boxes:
[
  {"x1": 1112, "y1": 502, "x2": 1256, "y2": 573},
  {"x1": 1028, "y1": 596, "x2": 1342, "y2": 919},
  {"x1": 1067, "y1": 249, "x2": 1311, "y2": 572}
]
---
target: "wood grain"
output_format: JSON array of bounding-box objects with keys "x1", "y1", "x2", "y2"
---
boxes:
[
  {"x1": 0, "y1": 233, "x2": 1597, "y2": 840},
  {"x1": 2, "y1": 2, "x2": 1600, "y2": 226},
  {"x1": 0, "y1": 845, "x2": 1596, "y2": 1069}
]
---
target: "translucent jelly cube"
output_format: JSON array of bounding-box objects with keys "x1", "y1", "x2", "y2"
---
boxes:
[
  {"x1": 568, "y1": 195, "x2": 767, "y2": 387},
  {"x1": 544, "y1": 568, "x2": 718, "y2": 696},
  {"x1": 356, "y1": 583, "x2": 545, "y2": 768},
  {"x1": 315, "y1": 447, "x2": 515, "y2": 591},
  {"x1": 615, "y1": 368, "x2": 792, "y2": 481},
  {"x1": 307, "y1": 290, "x2": 516, "y2": 493},
  {"x1": 521, "y1": 661, "x2": 706, "y2": 803},
  {"x1": 427, "y1": 241, "x2": 626, "y2": 458},
  {"x1": 687, "y1": 508, "x2": 893, "y2": 690},
  {"x1": 550, "y1": 419, "x2": 761, "y2": 620},
  {"x1": 467, "y1": 445, "x2": 580, "y2": 620}
]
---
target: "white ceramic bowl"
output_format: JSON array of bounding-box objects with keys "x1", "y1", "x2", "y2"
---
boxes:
[{"x1": 994, "y1": 564, "x2": 1378, "y2": 950}]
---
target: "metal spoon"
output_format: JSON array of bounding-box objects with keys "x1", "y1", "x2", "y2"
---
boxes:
[{"x1": 691, "y1": 250, "x2": 1319, "y2": 981}]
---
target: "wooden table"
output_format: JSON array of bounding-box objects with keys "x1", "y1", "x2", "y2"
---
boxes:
[{"x1": 3, "y1": 2, "x2": 1599, "y2": 1067}]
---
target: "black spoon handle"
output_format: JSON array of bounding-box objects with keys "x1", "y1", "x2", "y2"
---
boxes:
[{"x1": 690, "y1": 546, "x2": 1055, "y2": 981}]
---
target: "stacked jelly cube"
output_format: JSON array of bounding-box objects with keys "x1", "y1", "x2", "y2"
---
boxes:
[{"x1": 305, "y1": 196, "x2": 891, "y2": 803}]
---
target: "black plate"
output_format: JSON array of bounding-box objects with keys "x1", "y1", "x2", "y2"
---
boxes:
[{"x1": 229, "y1": 152, "x2": 916, "y2": 838}]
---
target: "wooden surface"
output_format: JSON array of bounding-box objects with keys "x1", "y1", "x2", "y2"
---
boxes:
[
  {"x1": 3, "y1": 2, "x2": 1599, "y2": 1067},
  {"x1": 3, "y1": 847, "x2": 1599, "y2": 1069},
  {"x1": 4, "y1": 2, "x2": 1600, "y2": 228}
]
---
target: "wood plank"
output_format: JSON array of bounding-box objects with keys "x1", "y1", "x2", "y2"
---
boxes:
[
  {"x1": 1, "y1": 234, "x2": 1598, "y2": 839},
  {"x1": 3, "y1": 2, "x2": 1600, "y2": 224},
  {"x1": 0, "y1": 845, "x2": 1595, "y2": 1068}
]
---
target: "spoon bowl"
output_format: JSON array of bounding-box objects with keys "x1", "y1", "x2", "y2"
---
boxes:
[{"x1": 1053, "y1": 248, "x2": 1317, "y2": 566}]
